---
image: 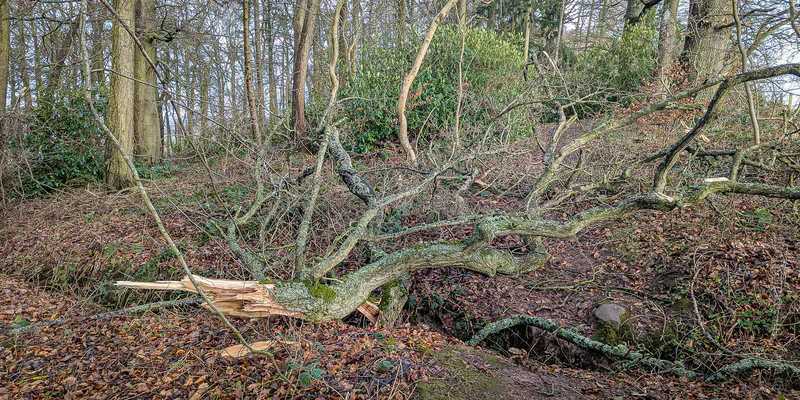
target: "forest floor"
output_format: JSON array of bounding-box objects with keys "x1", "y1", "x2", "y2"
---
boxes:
[{"x1": 1, "y1": 138, "x2": 799, "y2": 399}]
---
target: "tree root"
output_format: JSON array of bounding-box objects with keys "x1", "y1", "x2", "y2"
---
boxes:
[{"x1": 467, "y1": 315, "x2": 800, "y2": 383}]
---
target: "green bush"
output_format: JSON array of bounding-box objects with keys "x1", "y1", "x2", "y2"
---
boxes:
[
  {"x1": 16, "y1": 89, "x2": 107, "y2": 196},
  {"x1": 569, "y1": 15, "x2": 658, "y2": 114},
  {"x1": 341, "y1": 27, "x2": 528, "y2": 153}
]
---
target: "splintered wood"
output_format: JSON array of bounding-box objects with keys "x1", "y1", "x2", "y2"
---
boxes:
[{"x1": 116, "y1": 275, "x2": 304, "y2": 318}]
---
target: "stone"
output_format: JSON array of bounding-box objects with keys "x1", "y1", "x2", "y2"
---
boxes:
[{"x1": 594, "y1": 303, "x2": 626, "y2": 329}]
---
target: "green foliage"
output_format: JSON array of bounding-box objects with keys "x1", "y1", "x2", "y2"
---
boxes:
[
  {"x1": 135, "y1": 163, "x2": 185, "y2": 180},
  {"x1": 570, "y1": 16, "x2": 658, "y2": 112},
  {"x1": 16, "y1": 89, "x2": 108, "y2": 196},
  {"x1": 288, "y1": 363, "x2": 325, "y2": 387},
  {"x1": 341, "y1": 27, "x2": 527, "y2": 152},
  {"x1": 740, "y1": 207, "x2": 773, "y2": 231}
]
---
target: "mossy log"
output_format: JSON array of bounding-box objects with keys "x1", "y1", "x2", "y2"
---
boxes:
[{"x1": 467, "y1": 315, "x2": 800, "y2": 383}]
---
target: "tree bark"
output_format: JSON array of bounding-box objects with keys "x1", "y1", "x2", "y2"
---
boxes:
[
  {"x1": 253, "y1": 0, "x2": 266, "y2": 124},
  {"x1": 91, "y1": 2, "x2": 107, "y2": 87},
  {"x1": 243, "y1": 0, "x2": 263, "y2": 146},
  {"x1": 266, "y1": 0, "x2": 278, "y2": 118},
  {"x1": 134, "y1": 0, "x2": 162, "y2": 164},
  {"x1": 731, "y1": 0, "x2": 760, "y2": 144},
  {"x1": 656, "y1": 0, "x2": 679, "y2": 88},
  {"x1": 291, "y1": 0, "x2": 318, "y2": 140},
  {"x1": 104, "y1": 0, "x2": 136, "y2": 189},
  {"x1": 17, "y1": 17, "x2": 32, "y2": 108},
  {"x1": 228, "y1": 24, "x2": 238, "y2": 122},
  {"x1": 0, "y1": 0, "x2": 9, "y2": 112},
  {"x1": 683, "y1": 0, "x2": 734, "y2": 84},
  {"x1": 523, "y1": 5, "x2": 531, "y2": 62},
  {"x1": 45, "y1": 21, "x2": 80, "y2": 94},
  {"x1": 624, "y1": 0, "x2": 646, "y2": 33},
  {"x1": 458, "y1": 0, "x2": 467, "y2": 27}
]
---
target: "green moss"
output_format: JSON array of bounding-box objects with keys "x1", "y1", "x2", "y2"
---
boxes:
[
  {"x1": 593, "y1": 311, "x2": 633, "y2": 346},
  {"x1": 380, "y1": 279, "x2": 401, "y2": 305},
  {"x1": 304, "y1": 280, "x2": 337, "y2": 301},
  {"x1": 415, "y1": 347, "x2": 506, "y2": 400},
  {"x1": 672, "y1": 297, "x2": 693, "y2": 311}
]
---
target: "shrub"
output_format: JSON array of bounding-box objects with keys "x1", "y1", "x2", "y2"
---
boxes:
[
  {"x1": 340, "y1": 26, "x2": 529, "y2": 153},
  {"x1": 568, "y1": 15, "x2": 658, "y2": 115},
  {"x1": 14, "y1": 89, "x2": 108, "y2": 196}
]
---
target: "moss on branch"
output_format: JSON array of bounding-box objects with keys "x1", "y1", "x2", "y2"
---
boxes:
[{"x1": 467, "y1": 315, "x2": 800, "y2": 383}]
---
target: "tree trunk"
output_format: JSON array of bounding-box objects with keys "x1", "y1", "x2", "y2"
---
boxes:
[
  {"x1": 253, "y1": 0, "x2": 266, "y2": 124},
  {"x1": 266, "y1": 0, "x2": 278, "y2": 118},
  {"x1": 243, "y1": 0, "x2": 263, "y2": 146},
  {"x1": 134, "y1": 0, "x2": 162, "y2": 164},
  {"x1": 104, "y1": 0, "x2": 136, "y2": 189},
  {"x1": 200, "y1": 73, "x2": 209, "y2": 133},
  {"x1": 682, "y1": 0, "x2": 734, "y2": 84},
  {"x1": 217, "y1": 49, "x2": 226, "y2": 125},
  {"x1": 655, "y1": 0, "x2": 679, "y2": 88},
  {"x1": 523, "y1": 5, "x2": 531, "y2": 62},
  {"x1": 731, "y1": 0, "x2": 760, "y2": 144},
  {"x1": 623, "y1": 0, "x2": 646, "y2": 34},
  {"x1": 458, "y1": 0, "x2": 467, "y2": 27},
  {"x1": 31, "y1": 20, "x2": 42, "y2": 94},
  {"x1": 397, "y1": 0, "x2": 459, "y2": 164},
  {"x1": 0, "y1": 0, "x2": 9, "y2": 203},
  {"x1": 17, "y1": 18, "x2": 32, "y2": 108},
  {"x1": 542, "y1": 0, "x2": 564, "y2": 59},
  {"x1": 488, "y1": 2, "x2": 495, "y2": 30},
  {"x1": 228, "y1": 25, "x2": 238, "y2": 121},
  {"x1": 291, "y1": 0, "x2": 317, "y2": 140},
  {"x1": 0, "y1": 0, "x2": 9, "y2": 112},
  {"x1": 45, "y1": 21, "x2": 80, "y2": 95},
  {"x1": 91, "y1": 3, "x2": 107, "y2": 87},
  {"x1": 347, "y1": 0, "x2": 362, "y2": 72}
]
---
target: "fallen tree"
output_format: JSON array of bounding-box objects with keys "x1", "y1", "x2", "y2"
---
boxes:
[{"x1": 117, "y1": 62, "x2": 800, "y2": 322}]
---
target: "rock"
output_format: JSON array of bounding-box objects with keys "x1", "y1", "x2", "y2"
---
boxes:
[{"x1": 594, "y1": 303, "x2": 626, "y2": 329}]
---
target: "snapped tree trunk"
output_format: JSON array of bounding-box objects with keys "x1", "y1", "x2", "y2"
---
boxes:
[{"x1": 104, "y1": 0, "x2": 136, "y2": 189}]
